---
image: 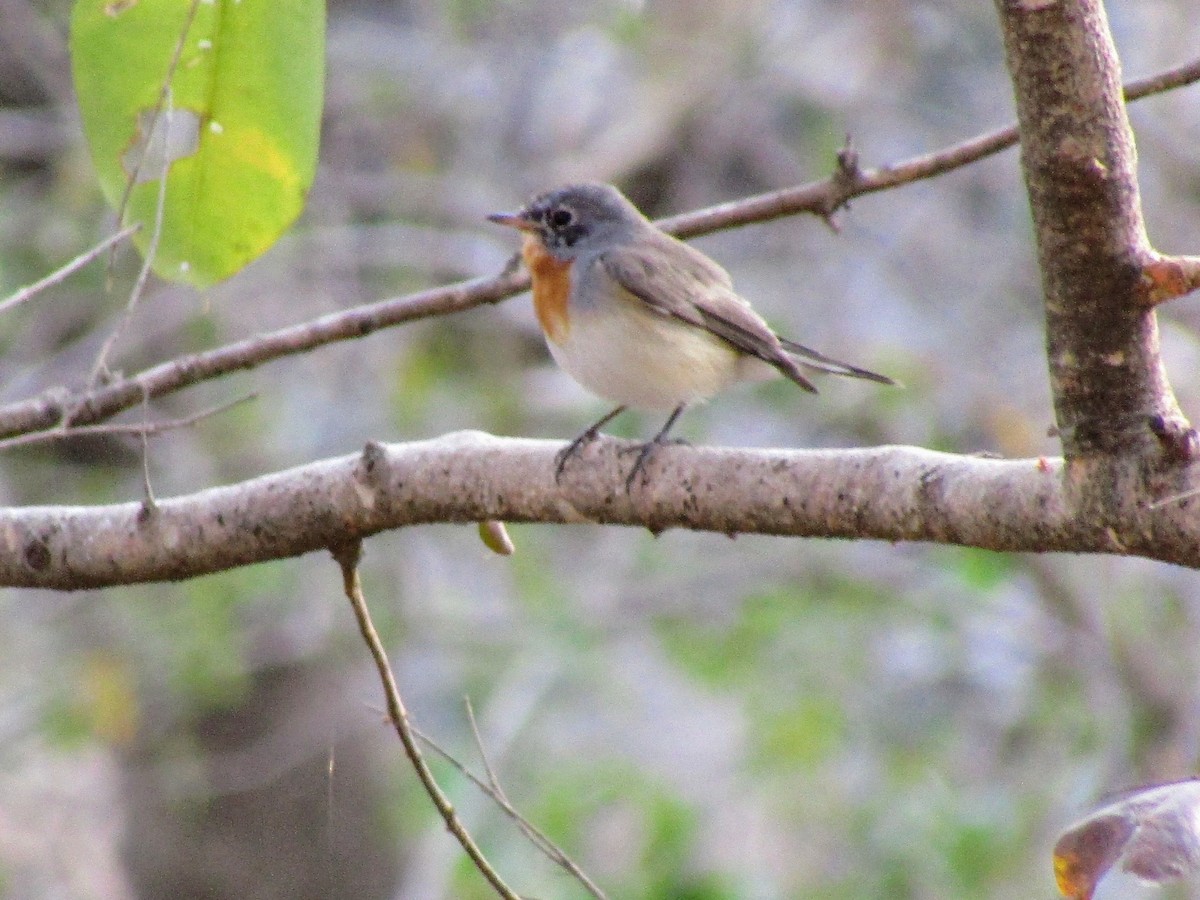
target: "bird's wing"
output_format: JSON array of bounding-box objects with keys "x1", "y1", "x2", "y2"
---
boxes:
[
  {"x1": 598, "y1": 236, "x2": 817, "y2": 388},
  {"x1": 601, "y1": 235, "x2": 896, "y2": 388}
]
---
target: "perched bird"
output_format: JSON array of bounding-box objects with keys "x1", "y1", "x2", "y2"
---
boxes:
[{"x1": 488, "y1": 182, "x2": 894, "y2": 486}]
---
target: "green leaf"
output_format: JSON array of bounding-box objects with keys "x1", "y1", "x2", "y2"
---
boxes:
[{"x1": 70, "y1": 0, "x2": 325, "y2": 287}]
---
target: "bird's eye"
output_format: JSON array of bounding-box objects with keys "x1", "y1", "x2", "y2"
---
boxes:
[{"x1": 548, "y1": 208, "x2": 574, "y2": 229}]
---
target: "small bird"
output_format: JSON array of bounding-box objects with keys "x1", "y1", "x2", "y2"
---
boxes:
[{"x1": 488, "y1": 182, "x2": 894, "y2": 486}]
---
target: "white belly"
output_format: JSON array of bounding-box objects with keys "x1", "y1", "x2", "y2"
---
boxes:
[{"x1": 547, "y1": 301, "x2": 775, "y2": 410}]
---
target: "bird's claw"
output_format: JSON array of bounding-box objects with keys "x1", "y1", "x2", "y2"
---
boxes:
[
  {"x1": 553, "y1": 429, "x2": 600, "y2": 483},
  {"x1": 619, "y1": 437, "x2": 688, "y2": 491}
]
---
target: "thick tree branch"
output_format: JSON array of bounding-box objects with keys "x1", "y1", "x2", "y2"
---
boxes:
[
  {"x1": 996, "y1": 0, "x2": 1190, "y2": 462},
  {"x1": 1, "y1": 56, "x2": 1196, "y2": 443},
  {"x1": 4, "y1": 433, "x2": 1200, "y2": 590}
]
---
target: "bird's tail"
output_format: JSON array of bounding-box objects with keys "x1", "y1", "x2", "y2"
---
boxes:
[{"x1": 779, "y1": 337, "x2": 898, "y2": 386}]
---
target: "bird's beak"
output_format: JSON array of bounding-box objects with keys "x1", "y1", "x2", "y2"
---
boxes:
[{"x1": 487, "y1": 210, "x2": 537, "y2": 232}]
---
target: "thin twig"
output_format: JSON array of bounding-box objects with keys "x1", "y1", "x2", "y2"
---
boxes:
[
  {"x1": 1125, "y1": 56, "x2": 1200, "y2": 101},
  {"x1": 107, "y1": 0, "x2": 202, "y2": 278},
  {"x1": 139, "y1": 385, "x2": 157, "y2": 510},
  {"x1": 659, "y1": 56, "x2": 1200, "y2": 238},
  {"x1": 2, "y1": 56, "x2": 1197, "y2": 442},
  {"x1": 0, "y1": 224, "x2": 140, "y2": 316},
  {"x1": 0, "y1": 392, "x2": 255, "y2": 452},
  {"x1": 415, "y1": 719, "x2": 609, "y2": 900},
  {"x1": 462, "y1": 696, "x2": 554, "y2": 863},
  {"x1": 91, "y1": 89, "x2": 175, "y2": 388},
  {"x1": 1148, "y1": 487, "x2": 1200, "y2": 509},
  {"x1": 331, "y1": 544, "x2": 523, "y2": 900},
  {"x1": 465, "y1": 696, "x2": 507, "y2": 803}
]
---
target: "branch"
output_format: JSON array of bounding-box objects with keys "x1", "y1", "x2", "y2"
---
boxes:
[
  {"x1": 995, "y1": 1, "x2": 1190, "y2": 462},
  {"x1": 0, "y1": 224, "x2": 140, "y2": 315},
  {"x1": 644, "y1": 59, "x2": 1200, "y2": 237},
  {"x1": 0, "y1": 391, "x2": 254, "y2": 452},
  {"x1": 4, "y1": 433, "x2": 1200, "y2": 590},
  {"x1": 0, "y1": 270, "x2": 528, "y2": 440},
  {"x1": 1138, "y1": 252, "x2": 1200, "y2": 306},
  {"x1": 2, "y1": 56, "x2": 1196, "y2": 442},
  {"x1": 416, "y1": 711, "x2": 608, "y2": 900},
  {"x1": 333, "y1": 544, "x2": 522, "y2": 900},
  {"x1": 88, "y1": 85, "x2": 175, "y2": 388}
]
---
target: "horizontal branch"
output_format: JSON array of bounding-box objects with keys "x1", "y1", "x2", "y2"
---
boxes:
[
  {"x1": 657, "y1": 55, "x2": 1200, "y2": 237},
  {"x1": 4, "y1": 432, "x2": 1199, "y2": 590},
  {"x1": 0, "y1": 271, "x2": 529, "y2": 440},
  {"x1": 2, "y1": 57, "x2": 1196, "y2": 443}
]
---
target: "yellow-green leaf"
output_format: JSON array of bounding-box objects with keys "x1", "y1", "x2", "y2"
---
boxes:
[
  {"x1": 71, "y1": 0, "x2": 325, "y2": 287},
  {"x1": 478, "y1": 520, "x2": 516, "y2": 556}
]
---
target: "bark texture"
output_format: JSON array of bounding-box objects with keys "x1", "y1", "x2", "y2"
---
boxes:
[
  {"x1": 996, "y1": 0, "x2": 1190, "y2": 460},
  {"x1": 4, "y1": 433, "x2": 1200, "y2": 590}
]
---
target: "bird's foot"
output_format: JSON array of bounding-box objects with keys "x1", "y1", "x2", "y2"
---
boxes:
[
  {"x1": 554, "y1": 428, "x2": 601, "y2": 483},
  {"x1": 619, "y1": 435, "x2": 689, "y2": 491},
  {"x1": 554, "y1": 405, "x2": 627, "y2": 484}
]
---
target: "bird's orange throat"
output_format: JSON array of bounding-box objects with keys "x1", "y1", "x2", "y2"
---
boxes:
[{"x1": 522, "y1": 235, "x2": 571, "y2": 345}]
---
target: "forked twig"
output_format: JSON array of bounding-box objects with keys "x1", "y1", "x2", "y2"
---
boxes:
[
  {"x1": 0, "y1": 393, "x2": 255, "y2": 453},
  {"x1": 331, "y1": 543, "x2": 522, "y2": 900},
  {"x1": 403, "y1": 697, "x2": 609, "y2": 900}
]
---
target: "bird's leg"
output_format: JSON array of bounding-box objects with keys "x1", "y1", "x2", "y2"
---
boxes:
[
  {"x1": 555, "y1": 405, "x2": 627, "y2": 482},
  {"x1": 623, "y1": 403, "x2": 687, "y2": 491}
]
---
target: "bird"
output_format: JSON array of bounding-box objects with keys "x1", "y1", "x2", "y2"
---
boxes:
[{"x1": 487, "y1": 182, "x2": 894, "y2": 487}]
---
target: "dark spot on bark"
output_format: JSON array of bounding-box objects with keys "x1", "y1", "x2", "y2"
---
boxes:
[
  {"x1": 1148, "y1": 414, "x2": 1199, "y2": 464},
  {"x1": 24, "y1": 538, "x2": 50, "y2": 571}
]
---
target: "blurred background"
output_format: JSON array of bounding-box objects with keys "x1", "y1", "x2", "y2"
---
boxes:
[{"x1": 3, "y1": 0, "x2": 1200, "y2": 897}]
